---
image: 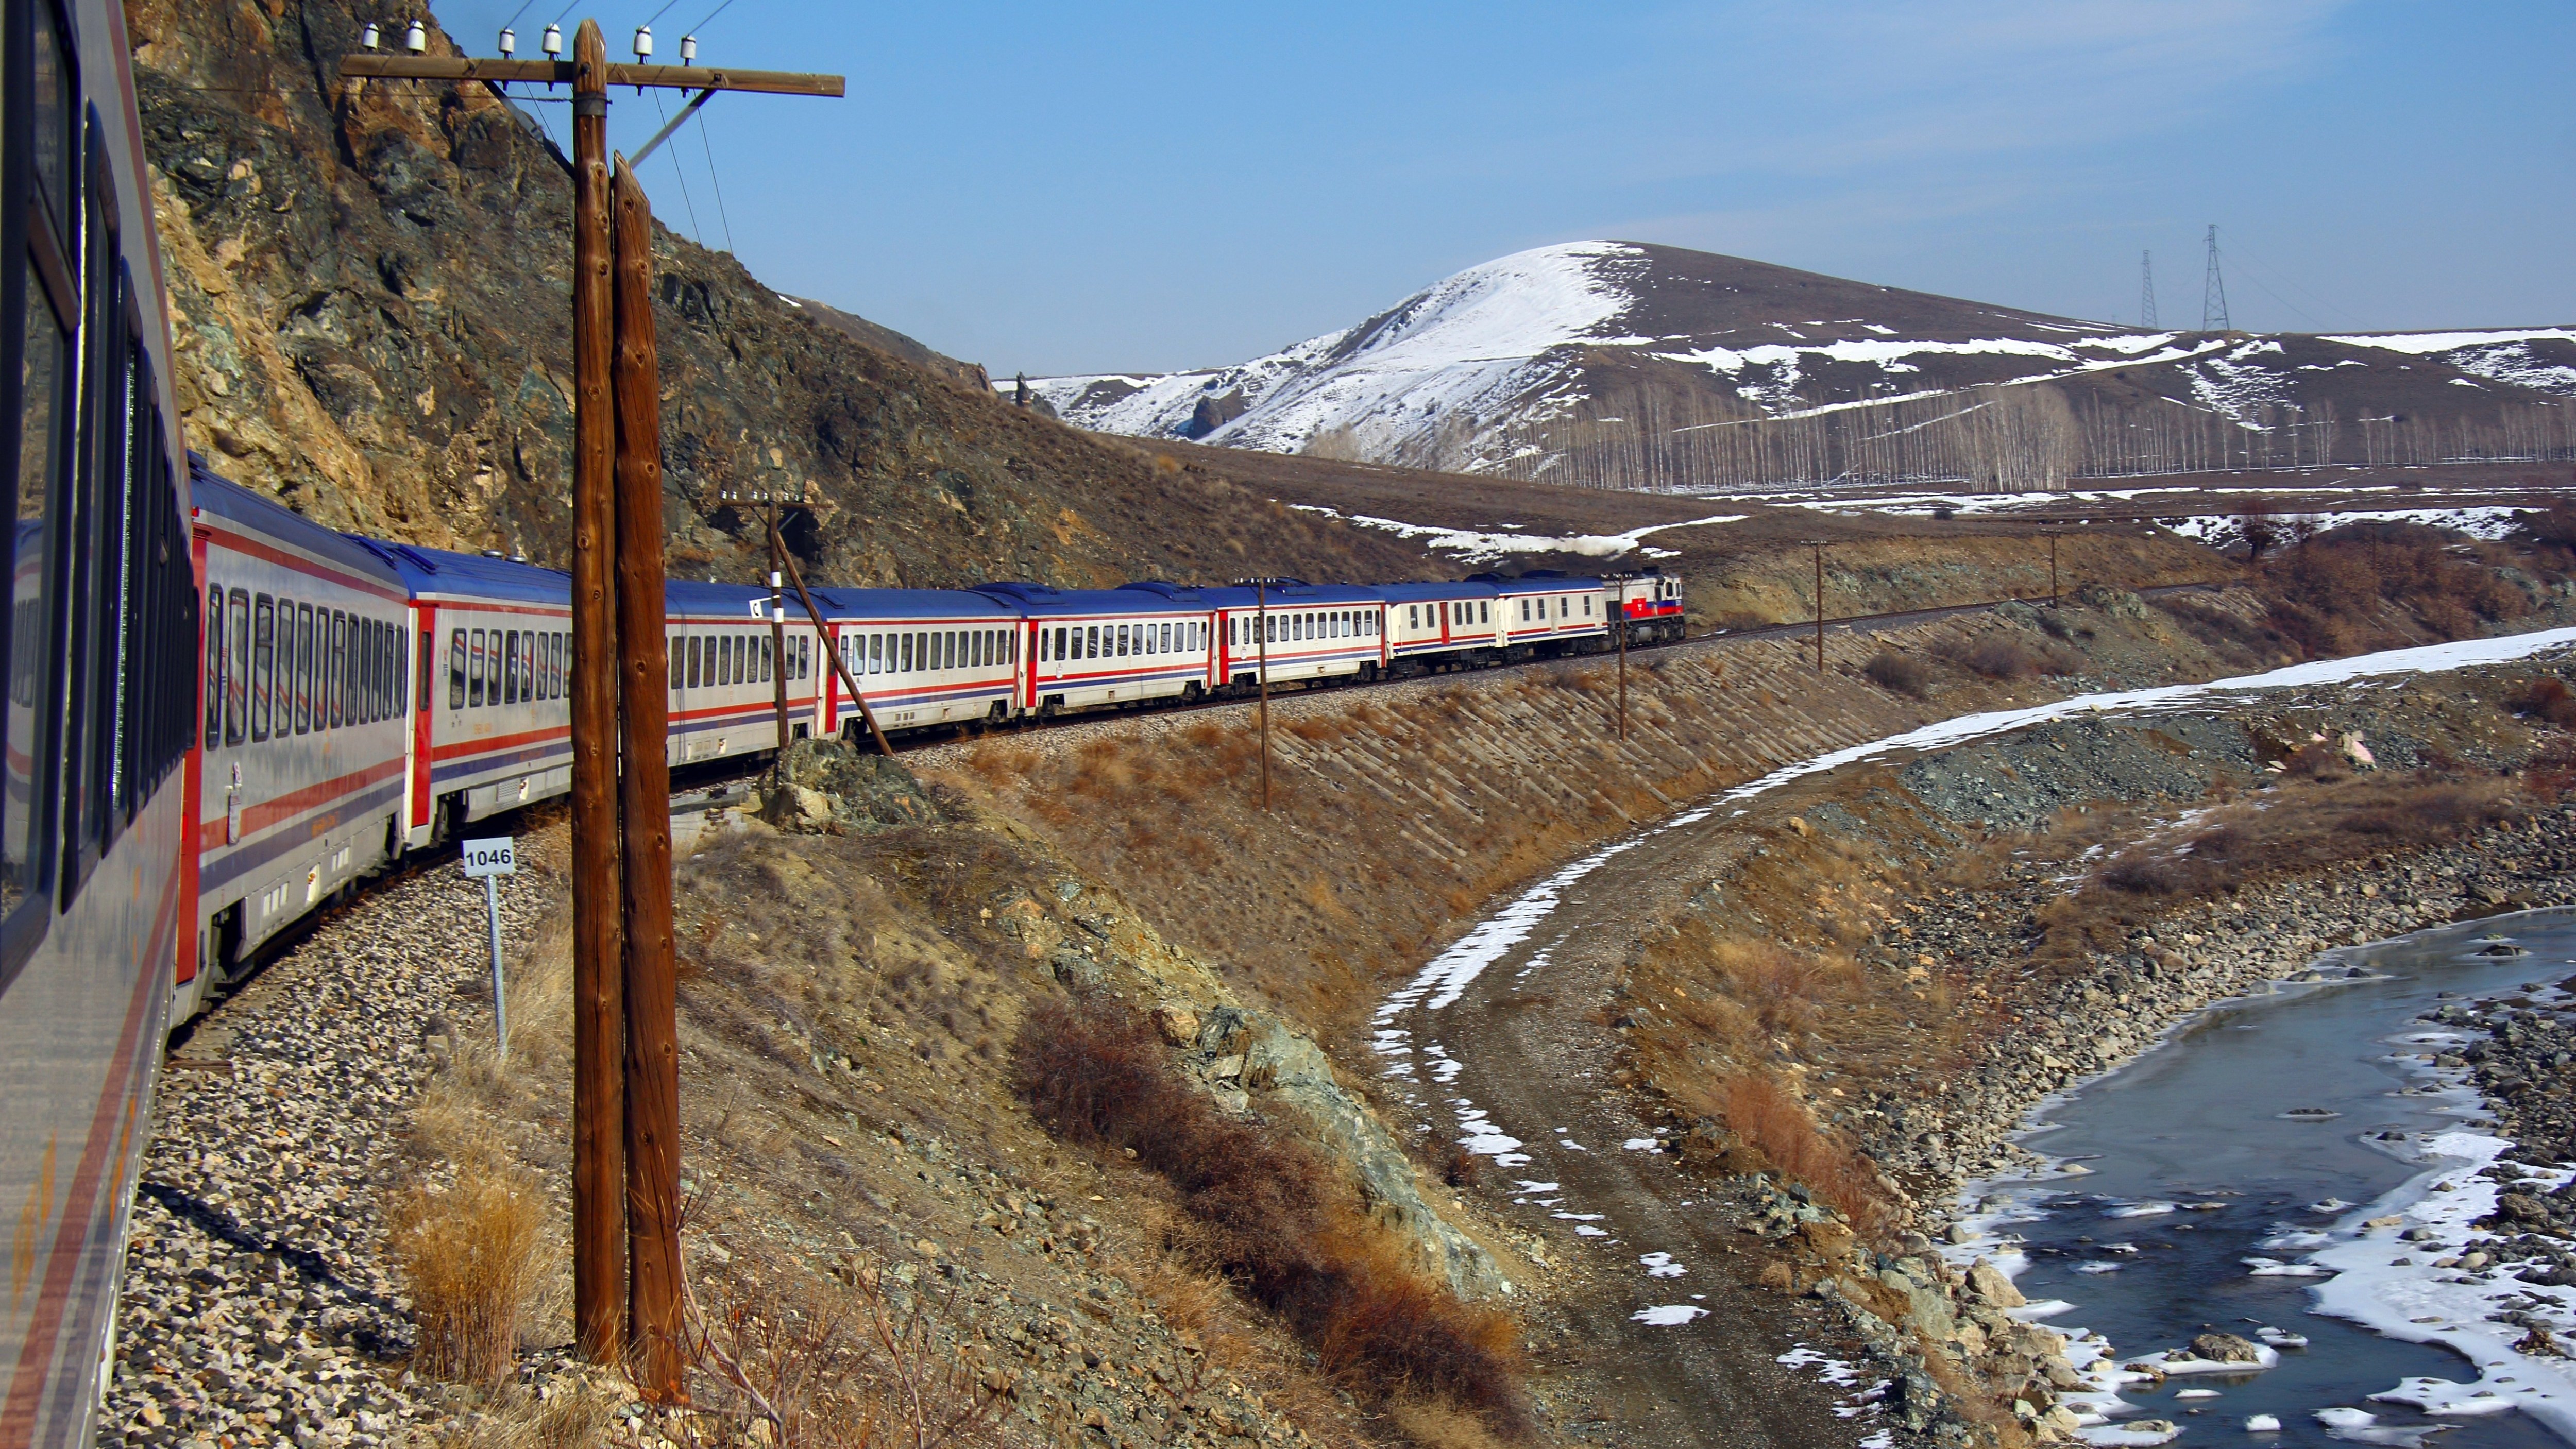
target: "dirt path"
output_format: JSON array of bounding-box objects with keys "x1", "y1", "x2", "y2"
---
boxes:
[{"x1": 1371, "y1": 810, "x2": 1885, "y2": 1447}]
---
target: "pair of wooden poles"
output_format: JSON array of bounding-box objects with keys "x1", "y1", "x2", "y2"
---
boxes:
[{"x1": 565, "y1": 23, "x2": 683, "y2": 1400}]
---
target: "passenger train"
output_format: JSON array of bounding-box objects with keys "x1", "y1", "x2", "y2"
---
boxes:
[{"x1": 0, "y1": 0, "x2": 1689, "y2": 1435}]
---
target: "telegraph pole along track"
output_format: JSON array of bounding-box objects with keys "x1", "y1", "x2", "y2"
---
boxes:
[{"x1": 344, "y1": 23, "x2": 843, "y2": 1396}]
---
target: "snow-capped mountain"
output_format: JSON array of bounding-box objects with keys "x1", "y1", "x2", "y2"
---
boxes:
[{"x1": 1008, "y1": 242, "x2": 2576, "y2": 491}]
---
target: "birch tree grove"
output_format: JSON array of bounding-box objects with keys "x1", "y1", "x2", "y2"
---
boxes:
[{"x1": 1409, "y1": 381, "x2": 2576, "y2": 493}]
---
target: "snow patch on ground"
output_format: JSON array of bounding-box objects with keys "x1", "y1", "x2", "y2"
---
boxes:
[
  {"x1": 1284, "y1": 504, "x2": 1742, "y2": 565},
  {"x1": 1631, "y1": 1304, "x2": 1708, "y2": 1326}
]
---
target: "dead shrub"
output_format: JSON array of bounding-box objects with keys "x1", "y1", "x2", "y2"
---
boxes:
[
  {"x1": 1706, "y1": 937, "x2": 1859, "y2": 1038},
  {"x1": 1012, "y1": 994, "x2": 1528, "y2": 1433},
  {"x1": 684, "y1": 1266, "x2": 1004, "y2": 1449},
  {"x1": 1961, "y1": 636, "x2": 2034, "y2": 679},
  {"x1": 389, "y1": 1162, "x2": 549, "y2": 1386},
  {"x1": 1861, "y1": 650, "x2": 1928, "y2": 697},
  {"x1": 2514, "y1": 676, "x2": 2576, "y2": 729},
  {"x1": 2262, "y1": 523, "x2": 2533, "y2": 655},
  {"x1": 1712, "y1": 1073, "x2": 1883, "y2": 1230}
]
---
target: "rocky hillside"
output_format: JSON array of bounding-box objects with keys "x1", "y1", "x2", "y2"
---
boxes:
[
  {"x1": 1020, "y1": 241, "x2": 2576, "y2": 493},
  {"x1": 128, "y1": 0, "x2": 1434, "y2": 589}
]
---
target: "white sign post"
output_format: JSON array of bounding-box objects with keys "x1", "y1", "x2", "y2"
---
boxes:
[{"x1": 462, "y1": 837, "x2": 518, "y2": 1060}]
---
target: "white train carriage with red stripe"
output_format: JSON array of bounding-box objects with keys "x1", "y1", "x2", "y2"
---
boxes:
[
  {"x1": 350, "y1": 540, "x2": 574, "y2": 846},
  {"x1": 189, "y1": 471, "x2": 415, "y2": 1015},
  {"x1": 665, "y1": 579, "x2": 810, "y2": 765},
  {"x1": 988, "y1": 582, "x2": 1218, "y2": 716},
  {"x1": 803, "y1": 586, "x2": 1023, "y2": 736}
]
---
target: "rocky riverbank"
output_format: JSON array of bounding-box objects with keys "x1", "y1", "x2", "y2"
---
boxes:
[{"x1": 1875, "y1": 811, "x2": 2576, "y2": 1212}]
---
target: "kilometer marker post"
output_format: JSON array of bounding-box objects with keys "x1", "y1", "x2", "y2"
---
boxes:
[{"x1": 462, "y1": 837, "x2": 519, "y2": 1060}]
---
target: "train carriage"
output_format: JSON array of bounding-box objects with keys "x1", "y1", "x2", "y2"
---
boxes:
[
  {"x1": 1483, "y1": 571, "x2": 1609, "y2": 658},
  {"x1": 976, "y1": 583, "x2": 1198, "y2": 718},
  {"x1": 802, "y1": 587, "x2": 1020, "y2": 737},
  {"x1": 189, "y1": 472, "x2": 414, "y2": 1007},
  {"x1": 1377, "y1": 580, "x2": 1503, "y2": 671},
  {"x1": 0, "y1": 0, "x2": 200, "y2": 1437},
  {"x1": 666, "y1": 581, "x2": 802, "y2": 766},
  {"x1": 1199, "y1": 582, "x2": 1384, "y2": 690},
  {"x1": 355, "y1": 541, "x2": 574, "y2": 845}
]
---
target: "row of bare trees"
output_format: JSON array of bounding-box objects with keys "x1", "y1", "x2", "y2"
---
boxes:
[{"x1": 1442, "y1": 385, "x2": 2576, "y2": 493}]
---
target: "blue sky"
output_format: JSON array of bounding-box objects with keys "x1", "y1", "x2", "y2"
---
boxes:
[{"x1": 438, "y1": 1, "x2": 2575, "y2": 375}]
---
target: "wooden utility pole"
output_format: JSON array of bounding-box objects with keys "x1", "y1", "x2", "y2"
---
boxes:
[
  {"x1": 1605, "y1": 574, "x2": 1632, "y2": 741},
  {"x1": 342, "y1": 22, "x2": 842, "y2": 1389},
  {"x1": 776, "y1": 540, "x2": 895, "y2": 757},
  {"x1": 1256, "y1": 582, "x2": 1273, "y2": 809},
  {"x1": 1802, "y1": 540, "x2": 1829, "y2": 673},
  {"x1": 766, "y1": 497, "x2": 791, "y2": 752},
  {"x1": 611, "y1": 157, "x2": 684, "y2": 1400},
  {"x1": 564, "y1": 19, "x2": 623, "y2": 1367}
]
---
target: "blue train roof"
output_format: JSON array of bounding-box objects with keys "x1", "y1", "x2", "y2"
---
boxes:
[
  {"x1": 344, "y1": 538, "x2": 572, "y2": 607},
  {"x1": 189, "y1": 458, "x2": 405, "y2": 590},
  {"x1": 1468, "y1": 571, "x2": 1603, "y2": 593},
  {"x1": 794, "y1": 586, "x2": 1020, "y2": 622},
  {"x1": 1192, "y1": 582, "x2": 1385, "y2": 610},
  {"x1": 667, "y1": 579, "x2": 774, "y2": 622},
  {"x1": 975, "y1": 581, "x2": 1214, "y2": 617},
  {"x1": 1375, "y1": 579, "x2": 1504, "y2": 603}
]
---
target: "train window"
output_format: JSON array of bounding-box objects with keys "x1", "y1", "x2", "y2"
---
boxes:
[
  {"x1": 681, "y1": 635, "x2": 696, "y2": 689},
  {"x1": 866, "y1": 634, "x2": 881, "y2": 674},
  {"x1": 29, "y1": 0, "x2": 74, "y2": 254},
  {"x1": 449, "y1": 629, "x2": 467, "y2": 708},
  {"x1": 202, "y1": 585, "x2": 223, "y2": 746},
  {"x1": 704, "y1": 634, "x2": 717, "y2": 684},
  {"x1": 1583, "y1": 597, "x2": 1592, "y2": 616},
  {"x1": 369, "y1": 620, "x2": 384, "y2": 720},
  {"x1": 892, "y1": 633, "x2": 907, "y2": 673},
  {"x1": 513, "y1": 628, "x2": 529, "y2": 704},
  {"x1": 224, "y1": 590, "x2": 249, "y2": 745},
  {"x1": 250, "y1": 596, "x2": 274, "y2": 742},
  {"x1": 939, "y1": 630, "x2": 953, "y2": 669},
  {"x1": 735, "y1": 635, "x2": 747, "y2": 684},
  {"x1": 801, "y1": 635, "x2": 811, "y2": 680},
  {"x1": 498, "y1": 628, "x2": 515, "y2": 706},
  {"x1": 1044, "y1": 627, "x2": 1060, "y2": 662},
  {"x1": 293, "y1": 604, "x2": 312, "y2": 732},
  {"x1": 466, "y1": 627, "x2": 484, "y2": 709},
  {"x1": 331, "y1": 612, "x2": 348, "y2": 726},
  {"x1": 422, "y1": 629, "x2": 438, "y2": 715}
]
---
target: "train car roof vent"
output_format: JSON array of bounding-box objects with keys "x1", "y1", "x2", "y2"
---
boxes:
[{"x1": 481, "y1": 549, "x2": 505, "y2": 559}]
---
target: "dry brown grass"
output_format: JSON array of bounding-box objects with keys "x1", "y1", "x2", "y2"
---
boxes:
[
  {"x1": 389, "y1": 1161, "x2": 550, "y2": 1386},
  {"x1": 681, "y1": 1263, "x2": 1006, "y2": 1449},
  {"x1": 1696, "y1": 1072, "x2": 1885, "y2": 1231},
  {"x1": 2262, "y1": 523, "x2": 2535, "y2": 656},
  {"x1": 435, "y1": 1380, "x2": 619, "y2": 1449},
  {"x1": 1012, "y1": 993, "x2": 1528, "y2": 1434}
]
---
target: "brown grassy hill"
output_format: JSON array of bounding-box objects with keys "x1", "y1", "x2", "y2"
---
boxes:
[{"x1": 127, "y1": 0, "x2": 1435, "y2": 590}]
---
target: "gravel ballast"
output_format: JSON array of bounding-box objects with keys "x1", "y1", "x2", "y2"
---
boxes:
[{"x1": 105, "y1": 865, "x2": 552, "y2": 1448}]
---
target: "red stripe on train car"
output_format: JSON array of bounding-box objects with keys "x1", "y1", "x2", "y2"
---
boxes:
[
  {"x1": 195, "y1": 756, "x2": 408, "y2": 854},
  {"x1": 0, "y1": 855, "x2": 183, "y2": 1449},
  {"x1": 196, "y1": 523, "x2": 405, "y2": 605}
]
